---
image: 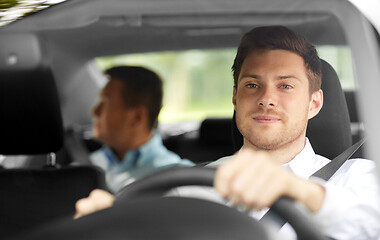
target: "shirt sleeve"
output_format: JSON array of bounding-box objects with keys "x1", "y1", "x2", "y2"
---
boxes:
[{"x1": 312, "y1": 160, "x2": 380, "y2": 240}]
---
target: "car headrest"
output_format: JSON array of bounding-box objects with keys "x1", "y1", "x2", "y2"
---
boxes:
[
  {"x1": 306, "y1": 59, "x2": 352, "y2": 158},
  {"x1": 0, "y1": 68, "x2": 64, "y2": 155},
  {"x1": 200, "y1": 118, "x2": 233, "y2": 145},
  {"x1": 232, "y1": 59, "x2": 352, "y2": 159}
]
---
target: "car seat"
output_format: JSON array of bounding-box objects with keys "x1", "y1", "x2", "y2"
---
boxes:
[
  {"x1": 0, "y1": 67, "x2": 107, "y2": 237},
  {"x1": 232, "y1": 59, "x2": 352, "y2": 160},
  {"x1": 344, "y1": 90, "x2": 366, "y2": 158},
  {"x1": 163, "y1": 118, "x2": 235, "y2": 164}
]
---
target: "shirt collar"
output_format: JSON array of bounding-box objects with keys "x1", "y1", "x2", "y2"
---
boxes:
[
  {"x1": 136, "y1": 133, "x2": 163, "y2": 166},
  {"x1": 284, "y1": 138, "x2": 330, "y2": 179},
  {"x1": 103, "y1": 132, "x2": 163, "y2": 172}
]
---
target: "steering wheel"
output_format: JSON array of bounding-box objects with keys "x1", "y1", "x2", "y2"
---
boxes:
[
  {"x1": 13, "y1": 167, "x2": 328, "y2": 240},
  {"x1": 114, "y1": 166, "x2": 327, "y2": 240}
]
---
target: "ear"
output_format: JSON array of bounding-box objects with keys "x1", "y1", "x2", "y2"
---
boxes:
[
  {"x1": 126, "y1": 105, "x2": 148, "y2": 128},
  {"x1": 308, "y1": 89, "x2": 323, "y2": 119},
  {"x1": 232, "y1": 86, "x2": 237, "y2": 110}
]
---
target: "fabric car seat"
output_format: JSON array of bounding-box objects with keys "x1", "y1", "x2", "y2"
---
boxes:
[
  {"x1": 0, "y1": 68, "x2": 107, "y2": 237},
  {"x1": 232, "y1": 59, "x2": 352, "y2": 160},
  {"x1": 344, "y1": 90, "x2": 366, "y2": 158},
  {"x1": 198, "y1": 118, "x2": 235, "y2": 159},
  {"x1": 163, "y1": 118, "x2": 235, "y2": 164}
]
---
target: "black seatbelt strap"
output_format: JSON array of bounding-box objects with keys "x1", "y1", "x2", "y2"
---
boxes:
[
  {"x1": 259, "y1": 138, "x2": 366, "y2": 229},
  {"x1": 311, "y1": 138, "x2": 366, "y2": 180}
]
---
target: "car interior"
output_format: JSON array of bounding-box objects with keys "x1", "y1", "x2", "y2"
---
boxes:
[{"x1": 1, "y1": 0, "x2": 380, "y2": 239}]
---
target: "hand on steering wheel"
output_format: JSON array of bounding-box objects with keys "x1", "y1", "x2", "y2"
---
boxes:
[{"x1": 116, "y1": 166, "x2": 328, "y2": 240}]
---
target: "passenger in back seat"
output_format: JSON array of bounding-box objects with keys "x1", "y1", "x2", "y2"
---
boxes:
[{"x1": 88, "y1": 66, "x2": 193, "y2": 193}]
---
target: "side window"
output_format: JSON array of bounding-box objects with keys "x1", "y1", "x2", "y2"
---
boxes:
[{"x1": 317, "y1": 46, "x2": 355, "y2": 90}]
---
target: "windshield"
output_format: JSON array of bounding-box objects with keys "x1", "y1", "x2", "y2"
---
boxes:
[{"x1": 0, "y1": 0, "x2": 67, "y2": 27}]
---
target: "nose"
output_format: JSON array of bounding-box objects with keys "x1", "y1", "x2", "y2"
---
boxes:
[
  {"x1": 258, "y1": 87, "x2": 276, "y2": 108},
  {"x1": 92, "y1": 102, "x2": 101, "y2": 117}
]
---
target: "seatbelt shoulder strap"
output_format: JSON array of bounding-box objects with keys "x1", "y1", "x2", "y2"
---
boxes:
[
  {"x1": 311, "y1": 138, "x2": 366, "y2": 181},
  {"x1": 259, "y1": 138, "x2": 366, "y2": 228}
]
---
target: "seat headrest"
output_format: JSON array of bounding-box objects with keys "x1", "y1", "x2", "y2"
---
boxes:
[
  {"x1": 200, "y1": 118, "x2": 233, "y2": 145},
  {"x1": 232, "y1": 59, "x2": 352, "y2": 159},
  {"x1": 0, "y1": 68, "x2": 64, "y2": 155},
  {"x1": 306, "y1": 59, "x2": 352, "y2": 158}
]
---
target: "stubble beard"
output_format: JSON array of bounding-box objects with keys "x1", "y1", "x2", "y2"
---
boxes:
[{"x1": 237, "y1": 112, "x2": 308, "y2": 151}]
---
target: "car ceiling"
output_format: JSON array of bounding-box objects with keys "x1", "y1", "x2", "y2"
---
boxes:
[{"x1": 1, "y1": 0, "x2": 347, "y2": 59}]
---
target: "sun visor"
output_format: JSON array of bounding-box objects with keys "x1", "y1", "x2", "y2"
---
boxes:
[{"x1": 0, "y1": 33, "x2": 46, "y2": 70}]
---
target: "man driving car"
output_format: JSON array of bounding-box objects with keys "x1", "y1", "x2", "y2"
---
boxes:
[{"x1": 74, "y1": 26, "x2": 380, "y2": 239}]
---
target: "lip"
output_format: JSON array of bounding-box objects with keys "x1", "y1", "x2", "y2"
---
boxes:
[{"x1": 253, "y1": 115, "x2": 281, "y2": 123}]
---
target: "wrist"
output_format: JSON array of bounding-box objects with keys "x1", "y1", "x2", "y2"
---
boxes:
[{"x1": 288, "y1": 177, "x2": 325, "y2": 212}]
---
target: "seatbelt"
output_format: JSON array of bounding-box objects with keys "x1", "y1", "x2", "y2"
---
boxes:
[
  {"x1": 64, "y1": 128, "x2": 94, "y2": 166},
  {"x1": 259, "y1": 138, "x2": 366, "y2": 228},
  {"x1": 311, "y1": 138, "x2": 366, "y2": 180}
]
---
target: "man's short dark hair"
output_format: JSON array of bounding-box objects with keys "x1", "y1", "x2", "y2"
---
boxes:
[
  {"x1": 105, "y1": 66, "x2": 163, "y2": 129},
  {"x1": 232, "y1": 26, "x2": 322, "y2": 94}
]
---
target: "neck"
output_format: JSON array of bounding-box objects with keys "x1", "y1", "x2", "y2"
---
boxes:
[
  {"x1": 242, "y1": 136, "x2": 306, "y2": 165},
  {"x1": 113, "y1": 131, "x2": 153, "y2": 161}
]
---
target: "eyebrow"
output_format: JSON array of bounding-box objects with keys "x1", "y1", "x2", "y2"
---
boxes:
[
  {"x1": 278, "y1": 75, "x2": 302, "y2": 82},
  {"x1": 239, "y1": 74, "x2": 301, "y2": 82},
  {"x1": 239, "y1": 74, "x2": 259, "y2": 81}
]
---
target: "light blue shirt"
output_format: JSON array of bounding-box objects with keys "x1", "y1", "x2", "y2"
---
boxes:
[{"x1": 90, "y1": 133, "x2": 194, "y2": 193}]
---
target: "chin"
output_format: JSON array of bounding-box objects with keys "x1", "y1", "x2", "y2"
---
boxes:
[
  {"x1": 253, "y1": 142, "x2": 279, "y2": 151},
  {"x1": 247, "y1": 134, "x2": 284, "y2": 151}
]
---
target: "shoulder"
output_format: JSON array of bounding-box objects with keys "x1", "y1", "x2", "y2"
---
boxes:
[
  {"x1": 142, "y1": 144, "x2": 195, "y2": 167},
  {"x1": 206, "y1": 156, "x2": 233, "y2": 168},
  {"x1": 339, "y1": 158, "x2": 375, "y2": 174},
  {"x1": 329, "y1": 158, "x2": 377, "y2": 186},
  {"x1": 89, "y1": 147, "x2": 109, "y2": 170},
  {"x1": 90, "y1": 148, "x2": 105, "y2": 158}
]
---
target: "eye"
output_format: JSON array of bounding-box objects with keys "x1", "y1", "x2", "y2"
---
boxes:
[
  {"x1": 280, "y1": 84, "x2": 293, "y2": 89},
  {"x1": 247, "y1": 83, "x2": 258, "y2": 89}
]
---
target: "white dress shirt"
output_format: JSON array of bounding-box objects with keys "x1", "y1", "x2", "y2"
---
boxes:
[{"x1": 171, "y1": 138, "x2": 380, "y2": 240}]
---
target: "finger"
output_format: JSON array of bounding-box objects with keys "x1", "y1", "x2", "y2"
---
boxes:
[
  {"x1": 229, "y1": 158, "x2": 261, "y2": 204},
  {"x1": 242, "y1": 166, "x2": 293, "y2": 210},
  {"x1": 74, "y1": 189, "x2": 115, "y2": 219},
  {"x1": 74, "y1": 198, "x2": 97, "y2": 219},
  {"x1": 229, "y1": 152, "x2": 282, "y2": 209},
  {"x1": 214, "y1": 150, "x2": 251, "y2": 198},
  {"x1": 241, "y1": 170, "x2": 279, "y2": 210},
  {"x1": 89, "y1": 189, "x2": 115, "y2": 210}
]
